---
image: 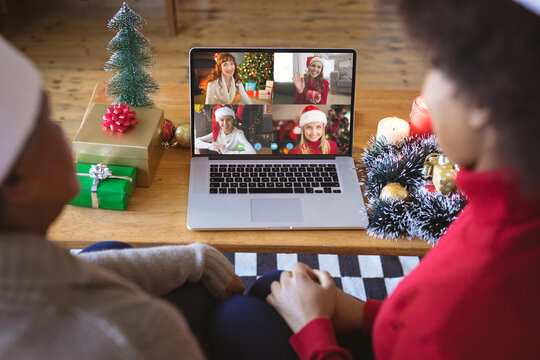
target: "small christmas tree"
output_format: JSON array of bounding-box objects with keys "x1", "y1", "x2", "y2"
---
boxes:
[
  {"x1": 105, "y1": 2, "x2": 159, "y2": 107},
  {"x1": 237, "y1": 52, "x2": 274, "y2": 90},
  {"x1": 326, "y1": 105, "x2": 351, "y2": 154}
]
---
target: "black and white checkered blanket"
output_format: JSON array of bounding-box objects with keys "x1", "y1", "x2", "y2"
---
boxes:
[
  {"x1": 223, "y1": 253, "x2": 421, "y2": 301},
  {"x1": 73, "y1": 249, "x2": 420, "y2": 301}
]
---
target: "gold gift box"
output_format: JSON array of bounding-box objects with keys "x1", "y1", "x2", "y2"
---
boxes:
[{"x1": 72, "y1": 104, "x2": 164, "y2": 187}]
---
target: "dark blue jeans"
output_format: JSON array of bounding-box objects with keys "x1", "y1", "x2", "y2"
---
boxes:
[
  {"x1": 210, "y1": 270, "x2": 374, "y2": 360},
  {"x1": 80, "y1": 241, "x2": 216, "y2": 356}
]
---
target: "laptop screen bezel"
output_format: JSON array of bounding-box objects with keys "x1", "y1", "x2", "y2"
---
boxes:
[{"x1": 189, "y1": 47, "x2": 357, "y2": 160}]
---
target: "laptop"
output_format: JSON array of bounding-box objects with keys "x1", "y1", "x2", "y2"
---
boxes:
[{"x1": 187, "y1": 48, "x2": 368, "y2": 230}]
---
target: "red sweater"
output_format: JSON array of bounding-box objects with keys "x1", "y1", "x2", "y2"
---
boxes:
[
  {"x1": 295, "y1": 78, "x2": 329, "y2": 105},
  {"x1": 290, "y1": 139, "x2": 338, "y2": 155},
  {"x1": 290, "y1": 168, "x2": 540, "y2": 359}
]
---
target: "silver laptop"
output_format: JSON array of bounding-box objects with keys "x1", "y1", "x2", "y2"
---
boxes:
[{"x1": 187, "y1": 48, "x2": 368, "y2": 230}]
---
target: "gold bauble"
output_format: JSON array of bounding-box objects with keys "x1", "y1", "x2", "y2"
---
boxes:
[
  {"x1": 175, "y1": 122, "x2": 190, "y2": 148},
  {"x1": 380, "y1": 183, "x2": 409, "y2": 201}
]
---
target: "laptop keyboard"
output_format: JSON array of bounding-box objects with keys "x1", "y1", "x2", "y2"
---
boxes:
[{"x1": 209, "y1": 163, "x2": 341, "y2": 194}]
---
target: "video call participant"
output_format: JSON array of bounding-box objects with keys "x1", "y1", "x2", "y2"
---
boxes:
[
  {"x1": 204, "y1": 53, "x2": 252, "y2": 105},
  {"x1": 290, "y1": 106, "x2": 337, "y2": 155},
  {"x1": 293, "y1": 55, "x2": 329, "y2": 105},
  {"x1": 195, "y1": 105, "x2": 256, "y2": 155}
]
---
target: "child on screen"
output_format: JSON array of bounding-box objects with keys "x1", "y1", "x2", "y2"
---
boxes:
[{"x1": 195, "y1": 105, "x2": 256, "y2": 154}]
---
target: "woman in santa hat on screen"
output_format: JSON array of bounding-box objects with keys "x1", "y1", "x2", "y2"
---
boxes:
[
  {"x1": 290, "y1": 106, "x2": 338, "y2": 155},
  {"x1": 204, "y1": 53, "x2": 252, "y2": 105},
  {"x1": 293, "y1": 55, "x2": 329, "y2": 105},
  {"x1": 195, "y1": 105, "x2": 256, "y2": 154}
]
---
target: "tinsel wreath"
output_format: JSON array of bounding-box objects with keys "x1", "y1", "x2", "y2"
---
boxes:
[{"x1": 359, "y1": 135, "x2": 467, "y2": 244}]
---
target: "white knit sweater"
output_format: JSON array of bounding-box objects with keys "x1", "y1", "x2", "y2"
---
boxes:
[
  {"x1": 195, "y1": 127, "x2": 257, "y2": 154},
  {"x1": 205, "y1": 78, "x2": 252, "y2": 105},
  {"x1": 0, "y1": 233, "x2": 235, "y2": 359}
]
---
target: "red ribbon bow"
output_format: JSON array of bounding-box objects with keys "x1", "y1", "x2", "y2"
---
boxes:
[{"x1": 102, "y1": 103, "x2": 138, "y2": 133}]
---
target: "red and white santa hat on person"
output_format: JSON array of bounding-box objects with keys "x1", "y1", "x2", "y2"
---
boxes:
[
  {"x1": 306, "y1": 55, "x2": 324, "y2": 68},
  {"x1": 0, "y1": 35, "x2": 42, "y2": 185},
  {"x1": 211, "y1": 105, "x2": 243, "y2": 141},
  {"x1": 293, "y1": 105, "x2": 327, "y2": 134}
]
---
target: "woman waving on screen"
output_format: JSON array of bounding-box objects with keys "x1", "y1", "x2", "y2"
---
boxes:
[{"x1": 293, "y1": 55, "x2": 329, "y2": 105}]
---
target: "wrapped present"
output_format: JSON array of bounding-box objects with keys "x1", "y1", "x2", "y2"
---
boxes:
[
  {"x1": 246, "y1": 90, "x2": 258, "y2": 97},
  {"x1": 258, "y1": 89, "x2": 272, "y2": 99},
  {"x1": 70, "y1": 163, "x2": 136, "y2": 210},
  {"x1": 424, "y1": 153, "x2": 458, "y2": 195},
  {"x1": 306, "y1": 90, "x2": 320, "y2": 103},
  {"x1": 265, "y1": 80, "x2": 274, "y2": 91},
  {"x1": 72, "y1": 104, "x2": 164, "y2": 187},
  {"x1": 245, "y1": 82, "x2": 257, "y2": 91}
]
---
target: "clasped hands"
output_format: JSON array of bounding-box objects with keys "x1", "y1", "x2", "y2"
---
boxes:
[{"x1": 266, "y1": 262, "x2": 365, "y2": 334}]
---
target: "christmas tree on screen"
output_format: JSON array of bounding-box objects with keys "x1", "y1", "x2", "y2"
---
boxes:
[
  {"x1": 326, "y1": 105, "x2": 351, "y2": 154},
  {"x1": 238, "y1": 52, "x2": 274, "y2": 90},
  {"x1": 105, "y1": 2, "x2": 159, "y2": 107}
]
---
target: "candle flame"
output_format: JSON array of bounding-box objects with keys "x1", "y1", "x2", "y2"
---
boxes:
[{"x1": 416, "y1": 96, "x2": 428, "y2": 109}]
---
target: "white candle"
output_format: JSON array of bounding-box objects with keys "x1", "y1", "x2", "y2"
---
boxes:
[{"x1": 376, "y1": 116, "x2": 410, "y2": 143}]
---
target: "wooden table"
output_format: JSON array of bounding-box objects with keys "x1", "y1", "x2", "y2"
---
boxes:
[{"x1": 48, "y1": 83, "x2": 432, "y2": 256}]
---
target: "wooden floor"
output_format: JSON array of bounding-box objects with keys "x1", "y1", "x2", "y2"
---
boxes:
[{"x1": 1, "y1": 0, "x2": 427, "y2": 141}]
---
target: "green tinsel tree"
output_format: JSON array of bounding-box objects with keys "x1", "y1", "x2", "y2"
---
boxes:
[
  {"x1": 237, "y1": 52, "x2": 274, "y2": 90},
  {"x1": 326, "y1": 105, "x2": 351, "y2": 154},
  {"x1": 105, "y1": 2, "x2": 159, "y2": 107}
]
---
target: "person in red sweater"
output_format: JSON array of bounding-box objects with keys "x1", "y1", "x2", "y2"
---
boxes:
[
  {"x1": 290, "y1": 106, "x2": 338, "y2": 155},
  {"x1": 294, "y1": 55, "x2": 330, "y2": 105},
  {"x1": 209, "y1": 0, "x2": 540, "y2": 359}
]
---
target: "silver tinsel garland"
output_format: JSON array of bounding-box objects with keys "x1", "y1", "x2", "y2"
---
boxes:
[{"x1": 359, "y1": 135, "x2": 466, "y2": 244}]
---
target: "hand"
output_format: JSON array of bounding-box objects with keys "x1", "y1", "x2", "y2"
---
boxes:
[
  {"x1": 308, "y1": 92, "x2": 322, "y2": 104},
  {"x1": 266, "y1": 263, "x2": 337, "y2": 333},
  {"x1": 212, "y1": 142, "x2": 223, "y2": 154},
  {"x1": 217, "y1": 274, "x2": 245, "y2": 302},
  {"x1": 332, "y1": 289, "x2": 365, "y2": 333},
  {"x1": 292, "y1": 72, "x2": 305, "y2": 93}
]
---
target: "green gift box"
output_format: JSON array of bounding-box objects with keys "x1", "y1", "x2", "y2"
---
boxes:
[{"x1": 70, "y1": 163, "x2": 137, "y2": 210}]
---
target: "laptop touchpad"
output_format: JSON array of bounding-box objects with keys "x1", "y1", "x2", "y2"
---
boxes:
[{"x1": 251, "y1": 199, "x2": 304, "y2": 223}]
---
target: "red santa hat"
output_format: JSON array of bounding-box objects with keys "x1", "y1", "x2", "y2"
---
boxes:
[
  {"x1": 294, "y1": 105, "x2": 327, "y2": 134},
  {"x1": 306, "y1": 55, "x2": 324, "y2": 68},
  {"x1": 211, "y1": 105, "x2": 241, "y2": 141},
  {"x1": 0, "y1": 35, "x2": 42, "y2": 185}
]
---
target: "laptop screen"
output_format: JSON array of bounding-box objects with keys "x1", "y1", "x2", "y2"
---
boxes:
[{"x1": 189, "y1": 48, "x2": 356, "y2": 158}]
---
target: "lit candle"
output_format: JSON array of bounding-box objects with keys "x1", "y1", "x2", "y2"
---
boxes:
[
  {"x1": 376, "y1": 117, "x2": 410, "y2": 143},
  {"x1": 409, "y1": 96, "x2": 433, "y2": 136}
]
